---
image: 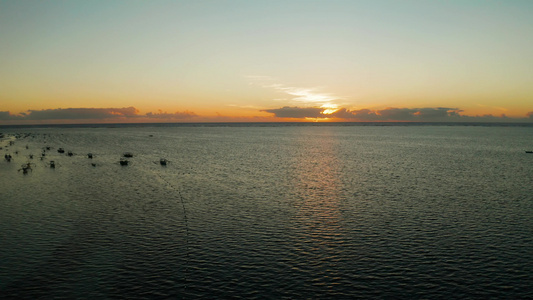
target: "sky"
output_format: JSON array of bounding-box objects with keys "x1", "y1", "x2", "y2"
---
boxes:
[{"x1": 1, "y1": 0, "x2": 532, "y2": 124}]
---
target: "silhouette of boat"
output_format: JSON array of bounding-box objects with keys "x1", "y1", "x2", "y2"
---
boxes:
[
  {"x1": 526, "y1": 151, "x2": 533, "y2": 153},
  {"x1": 123, "y1": 152, "x2": 133, "y2": 158},
  {"x1": 19, "y1": 162, "x2": 33, "y2": 174},
  {"x1": 119, "y1": 158, "x2": 129, "y2": 166},
  {"x1": 57, "y1": 148, "x2": 65, "y2": 153}
]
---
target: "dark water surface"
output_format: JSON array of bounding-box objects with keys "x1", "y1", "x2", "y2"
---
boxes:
[{"x1": 1, "y1": 124, "x2": 532, "y2": 299}]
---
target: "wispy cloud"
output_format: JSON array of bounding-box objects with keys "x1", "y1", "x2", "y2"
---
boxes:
[
  {"x1": 247, "y1": 75, "x2": 341, "y2": 107},
  {"x1": 226, "y1": 104, "x2": 265, "y2": 110},
  {"x1": 476, "y1": 104, "x2": 509, "y2": 114}
]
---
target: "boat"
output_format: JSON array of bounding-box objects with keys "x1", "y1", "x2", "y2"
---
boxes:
[
  {"x1": 57, "y1": 148, "x2": 65, "y2": 153},
  {"x1": 19, "y1": 162, "x2": 33, "y2": 174},
  {"x1": 123, "y1": 152, "x2": 134, "y2": 158},
  {"x1": 119, "y1": 158, "x2": 129, "y2": 166},
  {"x1": 526, "y1": 151, "x2": 533, "y2": 153}
]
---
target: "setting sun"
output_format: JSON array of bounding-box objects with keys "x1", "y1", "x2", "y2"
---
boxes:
[{"x1": 321, "y1": 104, "x2": 339, "y2": 115}]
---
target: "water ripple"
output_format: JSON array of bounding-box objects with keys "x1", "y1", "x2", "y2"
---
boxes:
[{"x1": 1, "y1": 126, "x2": 532, "y2": 298}]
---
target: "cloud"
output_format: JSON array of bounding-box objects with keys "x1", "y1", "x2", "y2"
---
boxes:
[
  {"x1": 20, "y1": 107, "x2": 139, "y2": 120},
  {"x1": 261, "y1": 106, "x2": 325, "y2": 118},
  {"x1": 331, "y1": 108, "x2": 379, "y2": 120},
  {"x1": 332, "y1": 107, "x2": 464, "y2": 121},
  {"x1": 2, "y1": 106, "x2": 532, "y2": 124},
  {"x1": 247, "y1": 75, "x2": 340, "y2": 107},
  {"x1": 0, "y1": 107, "x2": 198, "y2": 123},
  {"x1": 263, "y1": 106, "x2": 533, "y2": 122},
  {"x1": 260, "y1": 106, "x2": 464, "y2": 120},
  {"x1": 275, "y1": 87, "x2": 337, "y2": 104},
  {"x1": 0, "y1": 111, "x2": 23, "y2": 120}
]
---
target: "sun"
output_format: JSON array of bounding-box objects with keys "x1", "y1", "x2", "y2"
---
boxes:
[{"x1": 321, "y1": 103, "x2": 339, "y2": 115}]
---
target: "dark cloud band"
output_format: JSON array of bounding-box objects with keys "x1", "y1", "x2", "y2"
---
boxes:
[
  {"x1": 263, "y1": 106, "x2": 533, "y2": 122},
  {"x1": 0, "y1": 107, "x2": 197, "y2": 121}
]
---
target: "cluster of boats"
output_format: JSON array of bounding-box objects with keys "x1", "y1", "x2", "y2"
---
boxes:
[{"x1": 3, "y1": 138, "x2": 170, "y2": 175}]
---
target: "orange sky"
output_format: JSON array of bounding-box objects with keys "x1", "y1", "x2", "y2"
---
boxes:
[{"x1": 1, "y1": 1, "x2": 532, "y2": 124}]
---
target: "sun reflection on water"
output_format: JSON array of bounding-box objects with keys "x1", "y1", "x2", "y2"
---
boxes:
[{"x1": 287, "y1": 128, "x2": 346, "y2": 282}]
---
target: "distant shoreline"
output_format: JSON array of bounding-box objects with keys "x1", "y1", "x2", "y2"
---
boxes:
[{"x1": 1, "y1": 121, "x2": 533, "y2": 129}]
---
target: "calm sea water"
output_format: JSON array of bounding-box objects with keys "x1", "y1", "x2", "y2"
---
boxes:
[{"x1": 1, "y1": 124, "x2": 532, "y2": 299}]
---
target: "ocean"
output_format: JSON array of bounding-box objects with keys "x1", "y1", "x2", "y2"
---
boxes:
[{"x1": 1, "y1": 123, "x2": 532, "y2": 299}]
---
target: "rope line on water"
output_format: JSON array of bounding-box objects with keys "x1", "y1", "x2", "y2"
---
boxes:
[{"x1": 156, "y1": 172, "x2": 190, "y2": 294}]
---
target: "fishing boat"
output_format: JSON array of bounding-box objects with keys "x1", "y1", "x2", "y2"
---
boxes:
[{"x1": 19, "y1": 162, "x2": 33, "y2": 174}]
